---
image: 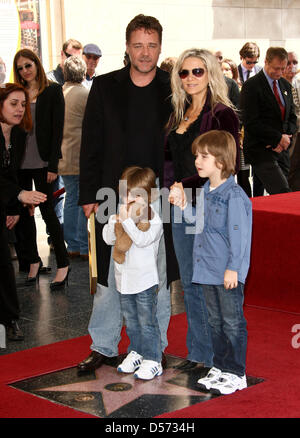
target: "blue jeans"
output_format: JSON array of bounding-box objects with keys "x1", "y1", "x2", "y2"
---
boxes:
[
  {"x1": 62, "y1": 175, "x2": 88, "y2": 255},
  {"x1": 201, "y1": 282, "x2": 248, "y2": 376},
  {"x1": 171, "y1": 206, "x2": 213, "y2": 367},
  {"x1": 120, "y1": 285, "x2": 162, "y2": 362}
]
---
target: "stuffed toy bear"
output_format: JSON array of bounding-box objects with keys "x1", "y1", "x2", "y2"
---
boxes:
[{"x1": 113, "y1": 200, "x2": 154, "y2": 264}]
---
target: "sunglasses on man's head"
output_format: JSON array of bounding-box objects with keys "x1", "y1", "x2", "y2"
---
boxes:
[
  {"x1": 245, "y1": 60, "x2": 258, "y2": 65},
  {"x1": 17, "y1": 62, "x2": 34, "y2": 72},
  {"x1": 178, "y1": 68, "x2": 205, "y2": 79}
]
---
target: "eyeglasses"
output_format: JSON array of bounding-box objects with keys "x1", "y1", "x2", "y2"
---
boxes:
[
  {"x1": 245, "y1": 60, "x2": 258, "y2": 65},
  {"x1": 84, "y1": 54, "x2": 100, "y2": 61},
  {"x1": 287, "y1": 60, "x2": 298, "y2": 65},
  {"x1": 178, "y1": 68, "x2": 205, "y2": 79},
  {"x1": 16, "y1": 62, "x2": 34, "y2": 72},
  {"x1": 63, "y1": 51, "x2": 72, "y2": 58}
]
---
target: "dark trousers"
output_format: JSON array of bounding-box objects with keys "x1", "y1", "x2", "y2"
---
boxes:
[
  {"x1": 289, "y1": 133, "x2": 300, "y2": 191},
  {"x1": 252, "y1": 152, "x2": 291, "y2": 195},
  {"x1": 237, "y1": 169, "x2": 252, "y2": 197},
  {"x1": 0, "y1": 209, "x2": 20, "y2": 325},
  {"x1": 15, "y1": 168, "x2": 69, "y2": 269},
  {"x1": 252, "y1": 172, "x2": 264, "y2": 197}
]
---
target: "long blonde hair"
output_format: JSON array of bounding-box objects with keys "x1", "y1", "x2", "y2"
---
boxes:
[{"x1": 170, "y1": 48, "x2": 234, "y2": 130}]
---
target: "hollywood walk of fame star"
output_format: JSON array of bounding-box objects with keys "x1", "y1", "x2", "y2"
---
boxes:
[{"x1": 38, "y1": 364, "x2": 210, "y2": 416}]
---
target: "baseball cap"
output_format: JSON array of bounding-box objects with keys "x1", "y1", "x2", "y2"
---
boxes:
[{"x1": 83, "y1": 44, "x2": 102, "y2": 57}]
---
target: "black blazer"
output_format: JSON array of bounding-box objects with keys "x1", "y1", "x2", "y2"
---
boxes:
[
  {"x1": 240, "y1": 69, "x2": 297, "y2": 165},
  {"x1": 0, "y1": 125, "x2": 26, "y2": 207},
  {"x1": 238, "y1": 63, "x2": 262, "y2": 85},
  {"x1": 79, "y1": 65, "x2": 179, "y2": 286},
  {"x1": 35, "y1": 82, "x2": 65, "y2": 173}
]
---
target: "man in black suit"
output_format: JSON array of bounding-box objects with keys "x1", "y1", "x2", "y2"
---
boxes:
[
  {"x1": 240, "y1": 47, "x2": 297, "y2": 194},
  {"x1": 238, "y1": 42, "x2": 264, "y2": 196},
  {"x1": 77, "y1": 14, "x2": 179, "y2": 372},
  {"x1": 238, "y1": 42, "x2": 262, "y2": 85}
]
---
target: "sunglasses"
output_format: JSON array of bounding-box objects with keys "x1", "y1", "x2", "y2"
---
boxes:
[
  {"x1": 245, "y1": 60, "x2": 258, "y2": 65},
  {"x1": 63, "y1": 51, "x2": 72, "y2": 58},
  {"x1": 84, "y1": 54, "x2": 100, "y2": 61},
  {"x1": 178, "y1": 68, "x2": 205, "y2": 79},
  {"x1": 287, "y1": 60, "x2": 298, "y2": 65},
  {"x1": 17, "y1": 62, "x2": 34, "y2": 72}
]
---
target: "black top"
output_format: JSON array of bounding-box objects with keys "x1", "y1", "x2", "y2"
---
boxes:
[
  {"x1": 35, "y1": 82, "x2": 65, "y2": 173},
  {"x1": 124, "y1": 77, "x2": 160, "y2": 175},
  {"x1": 168, "y1": 113, "x2": 204, "y2": 181},
  {"x1": 0, "y1": 125, "x2": 26, "y2": 211}
]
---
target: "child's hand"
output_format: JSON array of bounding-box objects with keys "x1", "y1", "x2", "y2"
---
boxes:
[
  {"x1": 224, "y1": 269, "x2": 238, "y2": 290},
  {"x1": 128, "y1": 201, "x2": 145, "y2": 223},
  {"x1": 169, "y1": 182, "x2": 186, "y2": 210},
  {"x1": 119, "y1": 204, "x2": 129, "y2": 222}
]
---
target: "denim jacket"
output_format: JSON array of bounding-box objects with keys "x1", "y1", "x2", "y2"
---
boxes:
[{"x1": 184, "y1": 175, "x2": 252, "y2": 285}]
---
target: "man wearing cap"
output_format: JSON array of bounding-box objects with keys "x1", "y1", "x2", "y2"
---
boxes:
[{"x1": 82, "y1": 44, "x2": 102, "y2": 90}]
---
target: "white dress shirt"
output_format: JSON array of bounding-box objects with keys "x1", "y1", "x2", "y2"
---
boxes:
[{"x1": 102, "y1": 208, "x2": 163, "y2": 294}]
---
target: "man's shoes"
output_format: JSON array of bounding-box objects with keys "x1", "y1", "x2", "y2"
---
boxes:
[
  {"x1": 174, "y1": 359, "x2": 204, "y2": 371},
  {"x1": 6, "y1": 320, "x2": 24, "y2": 341},
  {"x1": 77, "y1": 351, "x2": 107, "y2": 372}
]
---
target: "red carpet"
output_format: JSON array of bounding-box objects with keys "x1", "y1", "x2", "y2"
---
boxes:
[
  {"x1": 1, "y1": 192, "x2": 299, "y2": 418},
  {"x1": 1, "y1": 307, "x2": 299, "y2": 418},
  {"x1": 245, "y1": 192, "x2": 300, "y2": 312}
]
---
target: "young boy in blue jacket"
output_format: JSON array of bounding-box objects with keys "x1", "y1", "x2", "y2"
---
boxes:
[{"x1": 169, "y1": 130, "x2": 252, "y2": 395}]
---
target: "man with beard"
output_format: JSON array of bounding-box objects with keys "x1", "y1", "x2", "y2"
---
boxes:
[{"x1": 77, "y1": 14, "x2": 179, "y2": 372}]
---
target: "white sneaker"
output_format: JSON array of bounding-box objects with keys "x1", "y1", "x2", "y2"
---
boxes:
[
  {"x1": 210, "y1": 372, "x2": 247, "y2": 395},
  {"x1": 117, "y1": 351, "x2": 143, "y2": 373},
  {"x1": 134, "y1": 360, "x2": 163, "y2": 380},
  {"x1": 197, "y1": 367, "x2": 222, "y2": 390}
]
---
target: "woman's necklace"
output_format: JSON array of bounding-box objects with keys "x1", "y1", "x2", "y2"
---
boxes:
[{"x1": 28, "y1": 84, "x2": 38, "y2": 102}]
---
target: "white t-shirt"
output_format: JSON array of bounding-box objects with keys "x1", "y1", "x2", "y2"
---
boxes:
[{"x1": 102, "y1": 208, "x2": 163, "y2": 294}]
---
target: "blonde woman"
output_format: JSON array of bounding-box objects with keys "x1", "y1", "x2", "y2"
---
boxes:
[{"x1": 167, "y1": 48, "x2": 239, "y2": 371}]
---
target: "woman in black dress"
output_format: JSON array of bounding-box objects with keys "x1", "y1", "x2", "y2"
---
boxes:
[{"x1": 0, "y1": 83, "x2": 47, "y2": 341}]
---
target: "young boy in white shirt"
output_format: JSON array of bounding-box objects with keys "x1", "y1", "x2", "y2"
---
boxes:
[{"x1": 102, "y1": 166, "x2": 163, "y2": 380}]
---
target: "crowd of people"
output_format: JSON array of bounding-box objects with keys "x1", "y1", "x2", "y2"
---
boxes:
[{"x1": 1, "y1": 13, "x2": 299, "y2": 395}]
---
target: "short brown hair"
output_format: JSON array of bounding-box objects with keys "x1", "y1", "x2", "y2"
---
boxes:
[
  {"x1": 126, "y1": 14, "x2": 163, "y2": 43},
  {"x1": 13, "y1": 49, "x2": 49, "y2": 95},
  {"x1": 192, "y1": 130, "x2": 236, "y2": 178},
  {"x1": 119, "y1": 166, "x2": 157, "y2": 203},
  {"x1": 0, "y1": 82, "x2": 32, "y2": 131},
  {"x1": 239, "y1": 42, "x2": 260, "y2": 59},
  {"x1": 265, "y1": 47, "x2": 288, "y2": 63},
  {"x1": 62, "y1": 39, "x2": 82, "y2": 53}
]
